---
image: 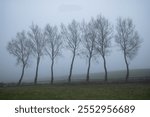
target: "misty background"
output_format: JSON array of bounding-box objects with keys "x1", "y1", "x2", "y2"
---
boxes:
[{"x1": 0, "y1": 0, "x2": 150, "y2": 83}]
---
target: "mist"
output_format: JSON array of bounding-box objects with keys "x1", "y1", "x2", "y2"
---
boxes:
[{"x1": 0, "y1": 0, "x2": 150, "y2": 83}]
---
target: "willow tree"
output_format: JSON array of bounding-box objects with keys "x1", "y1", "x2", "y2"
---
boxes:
[
  {"x1": 115, "y1": 18, "x2": 142, "y2": 81},
  {"x1": 7, "y1": 31, "x2": 31, "y2": 85}
]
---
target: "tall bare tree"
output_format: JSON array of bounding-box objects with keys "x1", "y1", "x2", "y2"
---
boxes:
[
  {"x1": 61, "y1": 20, "x2": 81, "y2": 83},
  {"x1": 28, "y1": 23, "x2": 46, "y2": 84},
  {"x1": 44, "y1": 24, "x2": 62, "y2": 84},
  {"x1": 81, "y1": 19, "x2": 97, "y2": 82},
  {"x1": 7, "y1": 31, "x2": 31, "y2": 85},
  {"x1": 94, "y1": 15, "x2": 113, "y2": 81},
  {"x1": 115, "y1": 18, "x2": 142, "y2": 81}
]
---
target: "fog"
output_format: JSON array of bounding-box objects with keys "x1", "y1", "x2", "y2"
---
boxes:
[{"x1": 0, "y1": 0, "x2": 150, "y2": 83}]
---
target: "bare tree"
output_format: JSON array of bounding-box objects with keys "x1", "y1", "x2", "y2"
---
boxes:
[
  {"x1": 7, "y1": 31, "x2": 31, "y2": 85},
  {"x1": 115, "y1": 18, "x2": 142, "y2": 81},
  {"x1": 81, "y1": 19, "x2": 97, "y2": 82},
  {"x1": 61, "y1": 20, "x2": 81, "y2": 83},
  {"x1": 28, "y1": 23, "x2": 46, "y2": 84},
  {"x1": 94, "y1": 15, "x2": 113, "y2": 81},
  {"x1": 44, "y1": 24, "x2": 62, "y2": 84}
]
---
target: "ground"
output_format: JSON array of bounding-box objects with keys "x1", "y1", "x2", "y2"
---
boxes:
[{"x1": 0, "y1": 82, "x2": 150, "y2": 99}]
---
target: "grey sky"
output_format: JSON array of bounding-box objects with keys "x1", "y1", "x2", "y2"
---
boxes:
[{"x1": 0, "y1": 0, "x2": 150, "y2": 82}]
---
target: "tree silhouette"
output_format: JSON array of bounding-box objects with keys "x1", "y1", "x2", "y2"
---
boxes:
[
  {"x1": 44, "y1": 24, "x2": 62, "y2": 84},
  {"x1": 61, "y1": 20, "x2": 81, "y2": 83},
  {"x1": 115, "y1": 18, "x2": 142, "y2": 81},
  {"x1": 94, "y1": 15, "x2": 113, "y2": 81},
  {"x1": 28, "y1": 23, "x2": 46, "y2": 84},
  {"x1": 7, "y1": 31, "x2": 31, "y2": 85},
  {"x1": 81, "y1": 19, "x2": 97, "y2": 82}
]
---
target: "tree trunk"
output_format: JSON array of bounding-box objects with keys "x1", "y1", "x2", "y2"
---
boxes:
[
  {"x1": 18, "y1": 64, "x2": 25, "y2": 86},
  {"x1": 86, "y1": 55, "x2": 92, "y2": 82},
  {"x1": 51, "y1": 58, "x2": 54, "y2": 84},
  {"x1": 124, "y1": 53, "x2": 129, "y2": 81},
  {"x1": 68, "y1": 52, "x2": 76, "y2": 83},
  {"x1": 102, "y1": 56, "x2": 107, "y2": 82},
  {"x1": 34, "y1": 56, "x2": 40, "y2": 84}
]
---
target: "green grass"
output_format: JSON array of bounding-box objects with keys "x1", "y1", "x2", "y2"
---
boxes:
[{"x1": 0, "y1": 82, "x2": 150, "y2": 100}]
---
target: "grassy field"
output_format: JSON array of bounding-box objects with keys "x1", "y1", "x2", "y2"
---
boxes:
[
  {"x1": 0, "y1": 82, "x2": 150, "y2": 100},
  {"x1": 1, "y1": 69, "x2": 150, "y2": 99},
  {"x1": 36, "y1": 69, "x2": 150, "y2": 83}
]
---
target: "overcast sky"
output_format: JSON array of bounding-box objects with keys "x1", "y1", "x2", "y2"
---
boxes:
[{"x1": 0, "y1": 0, "x2": 150, "y2": 83}]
